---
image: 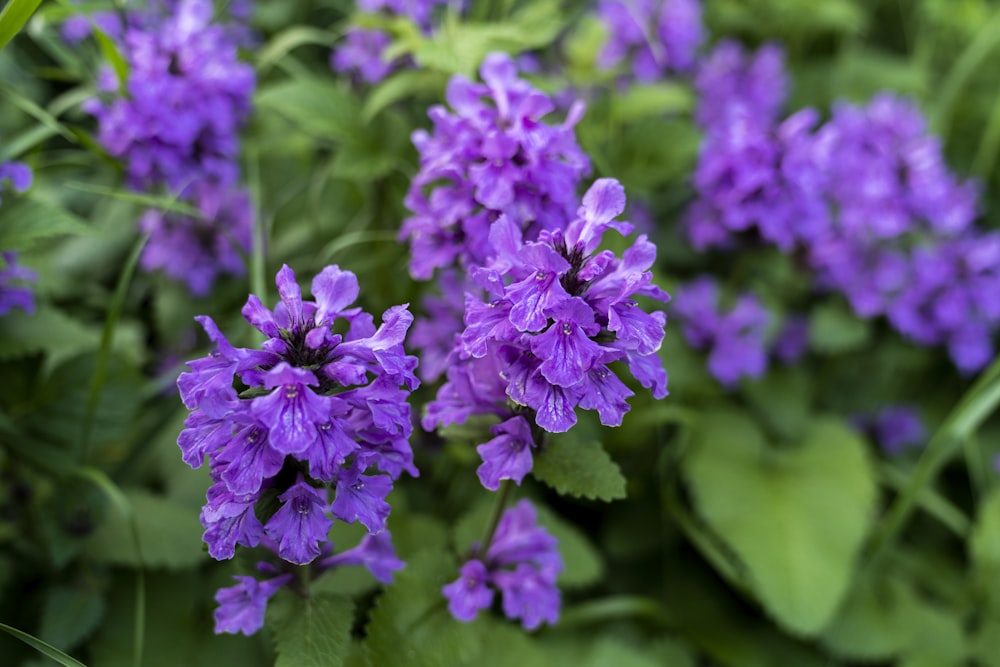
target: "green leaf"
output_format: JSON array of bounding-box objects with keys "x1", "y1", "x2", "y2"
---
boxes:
[
  {"x1": 819, "y1": 575, "x2": 910, "y2": 661},
  {"x1": 364, "y1": 550, "x2": 483, "y2": 667},
  {"x1": 533, "y1": 505, "x2": 604, "y2": 588},
  {"x1": 0, "y1": 622, "x2": 88, "y2": 667},
  {"x1": 0, "y1": 306, "x2": 99, "y2": 362},
  {"x1": 611, "y1": 82, "x2": 694, "y2": 123},
  {"x1": 0, "y1": 198, "x2": 92, "y2": 251},
  {"x1": 39, "y1": 585, "x2": 106, "y2": 652},
  {"x1": 808, "y1": 301, "x2": 871, "y2": 354},
  {"x1": 970, "y1": 486, "x2": 1000, "y2": 600},
  {"x1": 533, "y1": 437, "x2": 626, "y2": 502},
  {"x1": 0, "y1": 0, "x2": 44, "y2": 50},
  {"x1": 269, "y1": 592, "x2": 354, "y2": 667},
  {"x1": 362, "y1": 69, "x2": 444, "y2": 120},
  {"x1": 682, "y1": 412, "x2": 878, "y2": 636},
  {"x1": 256, "y1": 78, "x2": 363, "y2": 143},
  {"x1": 256, "y1": 25, "x2": 338, "y2": 73},
  {"x1": 84, "y1": 488, "x2": 204, "y2": 570}
]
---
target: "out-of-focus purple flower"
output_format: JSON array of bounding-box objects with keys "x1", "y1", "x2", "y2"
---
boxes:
[
  {"x1": 408, "y1": 270, "x2": 466, "y2": 383},
  {"x1": 596, "y1": 0, "x2": 704, "y2": 81},
  {"x1": 401, "y1": 52, "x2": 591, "y2": 280},
  {"x1": 0, "y1": 252, "x2": 37, "y2": 317},
  {"x1": 772, "y1": 316, "x2": 809, "y2": 364},
  {"x1": 672, "y1": 276, "x2": 770, "y2": 388},
  {"x1": 84, "y1": 0, "x2": 255, "y2": 192},
  {"x1": 331, "y1": 29, "x2": 396, "y2": 84},
  {"x1": 60, "y1": 11, "x2": 123, "y2": 44},
  {"x1": 443, "y1": 500, "x2": 562, "y2": 630},
  {"x1": 0, "y1": 160, "x2": 32, "y2": 202},
  {"x1": 695, "y1": 39, "x2": 787, "y2": 128},
  {"x1": 851, "y1": 405, "x2": 926, "y2": 455},
  {"x1": 138, "y1": 183, "x2": 253, "y2": 297}
]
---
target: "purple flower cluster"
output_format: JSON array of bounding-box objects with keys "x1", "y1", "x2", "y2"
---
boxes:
[
  {"x1": 424, "y1": 179, "x2": 668, "y2": 487},
  {"x1": 686, "y1": 40, "x2": 996, "y2": 372},
  {"x1": 331, "y1": 0, "x2": 451, "y2": 84},
  {"x1": 596, "y1": 0, "x2": 704, "y2": 81},
  {"x1": 84, "y1": 0, "x2": 254, "y2": 192},
  {"x1": 176, "y1": 265, "x2": 418, "y2": 631},
  {"x1": 214, "y1": 532, "x2": 403, "y2": 635},
  {"x1": 400, "y1": 52, "x2": 591, "y2": 280},
  {"x1": 82, "y1": 0, "x2": 256, "y2": 297},
  {"x1": 442, "y1": 500, "x2": 562, "y2": 630},
  {"x1": 851, "y1": 405, "x2": 925, "y2": 456},
  {"x1": 0, "y1": 161, "x2": 36, "y2": 316},
  {"x1": 138, "y1": 183, "x2": 253, "y2": 296},
  {"x1": 672, "y1": 276, "x2": 770, "y2": 387}
]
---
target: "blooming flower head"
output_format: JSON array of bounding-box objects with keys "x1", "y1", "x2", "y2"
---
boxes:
[
  {"x1": 424, "y1": 178, "x2": 668, "y2": 489},
  {"x1": 83, "y1": 0, "x2": 255, "y2": 192},
  {"x1": 596, "y1": 0, "x2": 704, "y2": 81},
  {"x1": 400, "y1": 52, "x2": 591, "y2": 280},
  {"x1": 695, "y1": 39, "x2": 788, "y2": 128},
  {"x1": 178, "y1": 264, "x2": 418, "y2": 568},
  {"x1": 442, "y1": 500, "x2": 562, "y2": 630},
  {"x1": 672, "y1": 276, "x2": 770, "y2": 388}
]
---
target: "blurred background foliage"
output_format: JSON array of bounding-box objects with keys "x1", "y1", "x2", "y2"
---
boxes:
[{"x1": 0, "y1": 0, "x2": 999, "y2": 665}]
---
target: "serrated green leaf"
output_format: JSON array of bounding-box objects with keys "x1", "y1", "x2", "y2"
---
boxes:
[
  {"x1": 808, "y1": 301, "x2": 870, "y2": 354},
  {"x1": 533, "y1": 437, "x2": 626, "y2": 501},
  {"x1": 0, "y1": 198, "x2": 92, "y2": 251},
  {"x1": 84, "y1": 489, "x2": 204, "y2": 570},
  {"x1": 682, "y1": 412, "x2": 877, "y2": 636},
  {"x1": 39, "y1": 585, "x2": 106, "y2": 652},
  {"x1": 364, "y1": 550, "x2": 483, "y2": 667},
  {"x1": 456, "y1": 620, "x2": 547, "y2": 667},
  {"x1": 270, "y1": 592, "x2": 353, "y2": 667},
  {"x1": 0, "y1": 306, "x2": 99, "y2": 362}
]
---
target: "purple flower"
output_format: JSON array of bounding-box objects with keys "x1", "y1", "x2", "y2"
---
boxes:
[
  {"x1": 0, "y1": 252, "x2": 37, "y2": 317},
  {"x1": 138, "y1": 183, "x2": 253, "y2": 296},
  {"x1": 851, "y1": 405, "x2": 926, "y2": 455},
  {"x1": 319, "y1": 531, "x2": 405, "y2": 583},
  {"x1": 672, "y1": 277, "x2": 770, "y2": 388},
  {"x1": 476, "y1": 415, "x2": 537, "y2": 491},
  {"x1": 695, "y1": 40, "x2": 788, "y2": 128},
  {"x1": 443, "y1": 500, "x2": 562, "y2": 630},
  {"x1": 401, "y1": 52, "x2": 590, "y2": 280},
  {"x1": 178, "y1": 265, "x2": 417, "y2": 571},
  {"x1": 331, "y1": 29, "x2": 396, "y2": 84},
  {"x1": 0, "y1": 160, "x2": 32, "y2": 200},
  {"x1": 213, "y1": 574, "x2": 292, "y2": 636},
  {"x1": 597, "y1": 0, "x2": 704, "y2": 81}
]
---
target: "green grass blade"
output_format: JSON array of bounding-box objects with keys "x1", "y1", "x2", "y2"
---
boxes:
[
  {"x1": 78, "y1": 233, "x2": 149, "y2": 463},
  {"x1": 866, "y1": 355, "x2": 1000, "y2": 568},
  {"x1": 0, "y1": 622, "x2": 89, "y2": 667},
  {"x1": 66, "y1": 182, "x2": 201, "y2": 217},
  {"x1": 0, "y1": 0, "x2": 44, "y2": 50},
  {"x1": 74, "y1": 467, "x2": 145, "y2": 667},
  {"x1": 932, "y1": 6, "x2": 1000, "y2": 141}
]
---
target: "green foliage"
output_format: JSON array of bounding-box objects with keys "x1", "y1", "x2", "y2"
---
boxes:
[
  {"x1": 808, "y1": 301, "x2": 871, "y2": 354},
  {"x1": 363, "y1": 550, "x2": 483, "y2": 667},
  {"x1": 0, "y1": 198, "x2": 91, "y2": 251},
  {"x1": 269, "y1": 592, "x2": 354, "y2": 667},
  {"x1": 39, "y1": 585, "x2": 105, "y2": 652},
  {"x1": 682, "y1": 412, "x2": 878, "y2": 636},
  {"x1": 0, "y1": 0, "x2": 44, "y2": 50},
  {"x1": 533, "y1": 436, "x2": 626, "y2": 501}
]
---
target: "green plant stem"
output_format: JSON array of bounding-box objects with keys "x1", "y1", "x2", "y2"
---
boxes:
[{"x1": 476, "y1": 480, "x2": 513, "y2": 556}]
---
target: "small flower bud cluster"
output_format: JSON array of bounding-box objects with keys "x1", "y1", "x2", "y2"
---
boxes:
[
  {"x1": 850, "y1": 405, "x2": 926, "y2": 456},
  {"x1": 401, "y1": 52, "x2": 591, "y2": 280},
  {"x1": 596, "y1": 0, "x2": 704, "y2": 81},
  {"x1": 442, "y1": 500, "x2": 562, "y2": 631},
  {"x1": 177, "y1": 265, "x2": 418, "y2": 631}
]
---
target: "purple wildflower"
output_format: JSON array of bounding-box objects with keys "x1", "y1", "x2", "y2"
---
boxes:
[
  {"x1": 596, "y1": 0, "x2": 704, "y2": 81},
  {"x1": 851, "y1": 405, "x2": 926, "y2": 456},
  {"x1": 213, "y1": 574, "x2": 293, "y2": 636},
  {"x1": 83, "y1": 0, "x2": 255, "y2": 192},
  {"x1": 400, "y1": 52, "x2": 591, "y2": 280},
  {"x1": 331, "y1": 29, "x2": 396, "y2": 84},
  {"x1": 442, "y1": 500, "x2": 562, "y2": 630},
  {"x1": 177, "y1": 264, "x2": 418, "y2": 567},
  {"x1": 694, "y1": 39, "x2": 788, "y2": 128},
  {"x1": 137, "y1": 183, "x2": 253, "y2": 296},
  {"x1": 672, "y1": 277, "x2": 770, "y2": 388},
  {"x1": 0, "y1": 252, "x2": 38, "y2": 317}
]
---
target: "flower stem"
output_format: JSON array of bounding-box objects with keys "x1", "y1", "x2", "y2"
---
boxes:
[{"x1": 476, "y1": 480, "x2": 513, "y2": 557}]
